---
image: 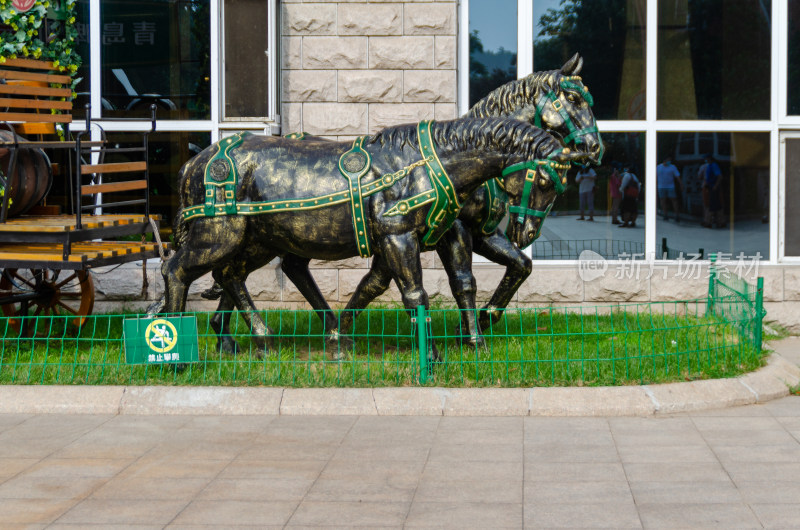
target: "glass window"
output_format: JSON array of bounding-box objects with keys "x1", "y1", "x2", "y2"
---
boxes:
[
  {"x1": 657, "y1": 0, "x2": 770, "y2": 120},
  {"x1": 224, "y1": 0, "x2": 270, "y2": 119},
  {"x1": 100, "y1": 1, "x2": 211, "y2": 120},
  {"x1": 533, "y1": 0, "x2": 647, "y2": 120},
  {"x1": 72, "y1": 0, "x2": 91, "y2": 119},
  {"x1": 531, "y1": 132, "x2": 646, "y2": 260},
  {"x1": 468, "y1": 0, "x2": 517, "y2": 107},
  {"x1": 789, "y1": 2, "x2": 800, "y2": 115},
  {"x1": 656, "y1": 132, "x2": 769, "y2": 260},
  {"x1": 101, "y1": 132, "x2": 211, "y2": 232},
  {"x1": 784, "y1": 138, "x2": 800, "y2": 256}
]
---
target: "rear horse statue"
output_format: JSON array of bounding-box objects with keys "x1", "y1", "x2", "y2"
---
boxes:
[
  {"x1": 161, "y1": 117, "x2": 578, "y2": 360},
  {"x1": 203, "y1": 54, "x2": 602, "y2": 353}
]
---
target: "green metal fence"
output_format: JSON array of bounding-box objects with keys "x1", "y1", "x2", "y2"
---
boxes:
[
  {"x1": 531, "y1": 239, "x2": 644, "y2": 260},
  {"x1": 0, "y1": 264, "x2": 766, "y2": 387}
]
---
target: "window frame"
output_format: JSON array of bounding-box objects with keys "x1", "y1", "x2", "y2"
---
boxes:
[
  {"x1": 458, "y1": 0, "x2": 783, "y2": 263},
  {"x1": 81, "y1": 0, "x2": 279, "y2": 148}
]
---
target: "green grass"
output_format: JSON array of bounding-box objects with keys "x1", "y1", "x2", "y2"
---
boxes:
[{"x1": 0, "y1": 301, "x2": 766, "y2": 388}]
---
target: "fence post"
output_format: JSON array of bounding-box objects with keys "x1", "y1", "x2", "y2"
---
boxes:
[
  {"x1": 707, "y1": 253, "x2": 717, "y2": 315},
  {"x1": 755, "y1": 277, "x2": 764, "y2": 350},
  {"x1": 416, "y1": 305, "x2": 428, "y2": 384}
]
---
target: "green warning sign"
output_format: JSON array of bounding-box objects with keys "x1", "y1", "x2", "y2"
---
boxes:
[{"x1": 123, "y1": 316, "x2": 199, "y2": 364}]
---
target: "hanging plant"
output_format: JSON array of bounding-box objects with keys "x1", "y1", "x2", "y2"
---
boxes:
[{"x1": 0, "y1": 0, "x2": 81, "y2": 92}]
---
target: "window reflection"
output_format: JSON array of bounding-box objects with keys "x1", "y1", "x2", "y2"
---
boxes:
[
  {"x1": 656, "y1": 132, "x2": 769, "y2": 260},
  {"x1": 101, "y1": 132, "x2": 211, "y2": 233},
  {"x1": 469, "y1": 0, "x2": 517, "y2": 107},
  {"x1": 532, "y1": 132, "x2": 646, "y2": 260},
  {"x1": 100, "y1": 1, "x2": 211, "y2": 120},
  {"x1": 657, "y1": 0, "x2": 770, "y2": 120},
  {"x1": 789, "y1": 2, "x2": 800, "y2": 115},
  {"x1": 533, "y1": 0, "x2": 646, "y2": 120}
]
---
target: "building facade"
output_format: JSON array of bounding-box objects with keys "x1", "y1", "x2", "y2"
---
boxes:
[{"x1": 75, "y1": 1, "x2": 800, "y2": 331}]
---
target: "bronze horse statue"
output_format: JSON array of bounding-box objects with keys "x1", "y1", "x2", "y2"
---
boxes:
[
  {"x1": 200, "y1": 54, "x2": 601, "y2": 353},
  {"x1": 161, "y1": 117, "x2": 577, "y2": 361}
]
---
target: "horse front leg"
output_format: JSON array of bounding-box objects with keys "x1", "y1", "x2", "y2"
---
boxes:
[
  {"x1": 435, "y1": 221, "x2": 483, "y2": 347},
  {"x1": 161, "y1": 217, "x2": 247, "y2": 313},
  {"x1": 473, "y1": 230, "x2": 533, "y2": 331},
  {"x1": 209, "y1": 293, "x2": 239, "y2": 356},
  {"x1": 280, "y1": 255, "x2": 347, "y2": 353},
  {"x1": 378, "y1": 234, "x2": 440, "y2": 363},
  {"x1": 339, "y1": 253, "x2": 393, "y2": 336}
]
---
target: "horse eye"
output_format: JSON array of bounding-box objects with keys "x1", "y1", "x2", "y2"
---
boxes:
[{"x1": 539, "y1": 176, "x2": 549, "y2": 187}]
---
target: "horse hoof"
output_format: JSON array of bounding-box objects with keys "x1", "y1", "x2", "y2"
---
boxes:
[{"x1": 217, "y1": 338, "x2": 239, "y2": 357}]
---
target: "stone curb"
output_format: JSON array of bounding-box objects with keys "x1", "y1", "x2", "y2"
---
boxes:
[{"x1": 0, "y1": 353, "x2": 795, "y2": 416}]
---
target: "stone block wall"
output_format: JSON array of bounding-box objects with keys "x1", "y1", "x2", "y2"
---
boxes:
[
  {"x1": 96, "y1": 260, "x2": 800, "y2": 335},
  {"x1": 281, "y1": 0, "x2": 458, "y2": 138}
]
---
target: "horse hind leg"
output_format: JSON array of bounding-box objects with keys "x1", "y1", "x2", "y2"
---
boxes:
[
  {"x1": 213, "y1": 267, "x2": 275, "y2": 357},
  {"x1": 280, "y1": 254, "x2": 350, "y2": 356}
]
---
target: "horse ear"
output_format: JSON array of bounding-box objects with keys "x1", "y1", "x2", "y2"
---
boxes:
[{"x1": 561, "y1": 53, "x2": 583, "y2": 75}]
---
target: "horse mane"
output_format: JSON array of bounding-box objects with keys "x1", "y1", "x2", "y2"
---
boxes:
[
  {"x1": 467, "y1": 70, "x2": 560, "y2": 119},
  {"x1": 367, "y1": 117, "x2": 561, "y2": 161}
]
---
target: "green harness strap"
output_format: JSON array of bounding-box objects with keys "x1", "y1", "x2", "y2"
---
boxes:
[
  {"x1": 203, "y1": 132, "x2": 250, "y2": 217},
  {"x1": 338, "y1": 137, "x2": 373, "y2": 258},
  {"x1": 417, "y1": 120, "x2": 460, "y2": 246},
  {"x1": 479, "y1": 178, "x2": 509, "y2": 235}
]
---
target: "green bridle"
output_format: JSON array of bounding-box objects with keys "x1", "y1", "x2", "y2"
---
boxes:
[
  {"x1": 534, "y1": 76, "x2": 600, "y2": 148},
  {"x1": 501, "y1": 157, "x2": 569, "y2": 242}
]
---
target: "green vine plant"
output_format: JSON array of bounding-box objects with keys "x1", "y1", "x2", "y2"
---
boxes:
[{"x1": 0, "y1": 0, "x2": 81, "y2": 91}]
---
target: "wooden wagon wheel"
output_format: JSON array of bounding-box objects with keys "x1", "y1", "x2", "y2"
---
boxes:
[{"x1": 0, "y1": 269, "x2": 95, "y2": 333}]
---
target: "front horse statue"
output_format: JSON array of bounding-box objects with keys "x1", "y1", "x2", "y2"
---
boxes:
[
  {"x1": 204, "y1": 53, "x2": 601, "y2": 353},
  {"x1": 338, "y1": 53, "x2": 602, "y2": 343},
  {"x1": 161, "y1": 117, "x2": 575, "y2": 361}
]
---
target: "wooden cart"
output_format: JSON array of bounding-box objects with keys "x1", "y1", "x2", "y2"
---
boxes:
[{"x1": 0, "y1": 58, "x2": 168, "y2": 333}]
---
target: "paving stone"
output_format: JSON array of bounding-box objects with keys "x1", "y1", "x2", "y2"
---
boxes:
[
  {"x1": 622, "y1": 462, "x2": 729, "y2": 483},
  {"x1": 636, "y1": 502, "x2": 761, "y2": 528},
  {"x1": 90, "y1": 477, "x2": 210, "y2": 501},
  {"x1": 415, "y1": 478, "x2": 523, "y2": 504},
  {"x1": 406, "y1": 501, "x2": 522, "y2": 528},
  {"x1": 525, "y1": 462, "x2": 627, "y2": 482},
  {"x1": 218, "y1": 459, "x2": 326, "y2": 480},
  {"x1": 524, "y1": 501, "x2": 642, "y2": 529},
  {"x1": 198, "y1": 477, "x2": 315, "y2": 502},
  {"x1": 429, "y1": 442, "x2": 522, "y2": 463},
  {"x1": 173, "y1": 499, "x2": 297, "y2": 526},
  {"x1": 287, "y1": 500, "x2": 409, "y2": 526},
  {"x1": 0, "y1": 475, "x2": 107, "y2": 500},
  {"x1": 628, "y1": 480, "x2": 741, "y2": 504},
  {"x1": 20, "y1": 458, "x2": 132, "y2": 479},
  {"x1": 750, "y1": 503, "x2": 800, "y2": 529},
  {"x1": 56, "y1": 499, "x2": 189, "y2": 526},
  {"x1": 421, "y1": 460, "x2": 521, "y2": 483},
  {"x1": 0, "y1": 498, "x2": 82, "y2": 525},
  {"x1": 524, "y1": 481, "x2": 634, "y2": 505}
]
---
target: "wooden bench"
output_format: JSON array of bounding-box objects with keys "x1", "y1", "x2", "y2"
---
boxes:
[{"x1": 0, "y1": 57, "x2": 166, "y2": 262}]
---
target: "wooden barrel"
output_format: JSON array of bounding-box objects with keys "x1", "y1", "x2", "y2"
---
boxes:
[{"x1": 0, "y1": 130, "x2": 53, "y2": 217}]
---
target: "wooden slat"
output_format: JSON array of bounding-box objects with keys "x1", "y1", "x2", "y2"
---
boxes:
[
  {"x1": 81, "y1": 161, "x2": 147, "y2": 175},
  {"x1": 0, "y1": 84, "x2": 72, "y2": 97},
  {"x1": 13, "y1": 123, "x2": 56, "y2": 135},
  {"x1": 0, "y1": 214, "x2": 160, "y2": 232},
  {"x1": 0, "y1": 70, "x2": 72, "y2": 84},
  {"x1": 0, "y1": 97, "x2": 72, "y2": 110},
  {"x1": 0, "y1": 112, "x2": 72, "y2": 123},
  {"x1": 82, "y1": 180, "x2": 147, "y2": 195},
  {"x1": 1, "y1": 58, "x2": 58, "y2": 70}
]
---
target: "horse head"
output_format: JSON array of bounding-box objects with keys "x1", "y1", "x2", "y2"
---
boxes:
[
  {"x1": 470, "y1": 53, "x2": 603, "y2": 165},
  {"x1": 500, "y1": 146, "x2": 581, "y2": 249}
]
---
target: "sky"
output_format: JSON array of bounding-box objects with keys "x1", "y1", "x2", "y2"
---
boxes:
[{"x1": 469, "y1": 0, "x2": 563, "y2": 52}]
